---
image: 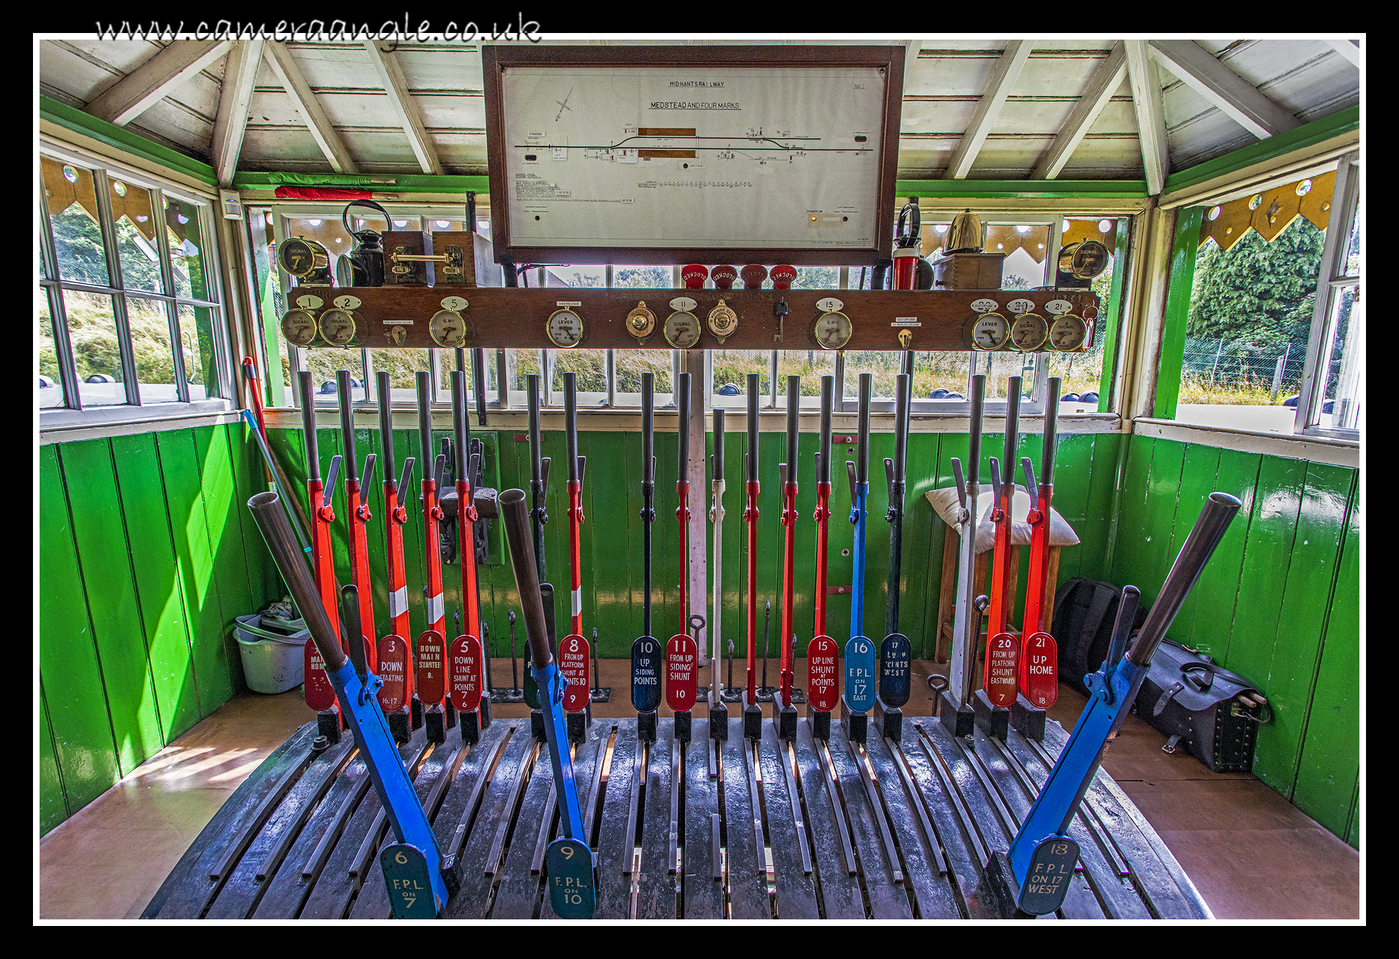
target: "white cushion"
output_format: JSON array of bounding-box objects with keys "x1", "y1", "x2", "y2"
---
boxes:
[{"x1": 924, "y1": 485, "x2": 1080, "y2": 554}]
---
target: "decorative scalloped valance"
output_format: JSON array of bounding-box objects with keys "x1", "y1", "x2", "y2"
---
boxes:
[{"x1": 1199, "y1": 170, "x2": 1335, "y2": 251}]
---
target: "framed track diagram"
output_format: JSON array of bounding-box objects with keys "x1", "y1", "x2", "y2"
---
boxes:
[{"x1": 482, "y1": 45, "x2": 905, "y2": 267}]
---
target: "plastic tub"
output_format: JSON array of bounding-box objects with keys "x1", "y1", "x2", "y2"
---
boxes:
[{"x1": 234, "y1": 614, "x2": 308, "y2": 694}]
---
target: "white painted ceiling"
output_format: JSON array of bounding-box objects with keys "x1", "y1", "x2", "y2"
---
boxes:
[{"x1": 38, "y1": 37, "x2": 1362, "y2": 190}]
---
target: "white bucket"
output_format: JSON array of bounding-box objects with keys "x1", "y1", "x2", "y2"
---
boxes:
[{"x1": 234, "y1": 614, "x2": 308, "y2": 694}]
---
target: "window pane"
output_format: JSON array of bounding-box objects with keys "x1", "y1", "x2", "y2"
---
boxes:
[
  {"x1": 787, "y1": 266, "x2": 841, "y2": 290},
  {"x1": 908, "y1": 352, "x2": 971, "y2": 401},
  {"x1": 713, "y1": 349, "x2": 770, "y2": 408},
  {"x1": 1318, "y1": 286, "x2": 1363, "y2": 432},
  {"x1": 165, "y1": 196, "x2": 210, "y2": 300},
  {"x1": 613, "y1": 265, "x2": 672, "y2": 290},
  {"x1": 64, "y1": 289, "x2": 126, "y2": 406},
  {"x1": 1343, "y1": 192, "x2": 1361, "y2": 277},
  {"x1": 841, "y1": 351, "x2": 902, "y2": 401},
  {"x1": 110, "y1": 177, "x2": 164, "y2": 293},
  {"x1": 777, "y1": 350, "x2": 834, "y2": 407},
  {"x1": 503, "y1": 348, "x2": 543, "y2": 408},
  {"x1": 550, "y1": 349, "x2": 608, "y2": 403},
  {"x1": 372, "y1": 348, "x2": 434, "y2": 404},
  {"x1": 177, "y1": 303, "x2": 223, "y2": 400},
  {"x1": 128, "y1": 294, "x2": 181, "y2": 403},
  {"x1": 39, "y1": 292, "x2": 65, "y2": 408},
  {"x1": 613, "y1": 349, "x2": 672, "y2": 405},
  {"x1": 305, "y1": 348, "x2": 366, "y2": 406},
  {"x1": 43, "y1": 157, "x2": 111, "y2": 286},
  {"x1": 985, "y1": 223, "x2": 1051, "y2": 288},
  {"x1": 1180, "y1": 216, "x2": 1323, "y2": 429}
]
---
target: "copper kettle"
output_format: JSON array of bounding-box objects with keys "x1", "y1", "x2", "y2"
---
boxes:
[{"x1": 946, "y1": 209, "x2": 983, "y2": 254}]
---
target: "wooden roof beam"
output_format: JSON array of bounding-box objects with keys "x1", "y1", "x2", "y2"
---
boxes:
[
  {"x1": 1126, "y1": 40, "x2": 1169, "y2": 197},
  {"x1": 1149, "y1": 39, "x2": 1301, "y2": 139},
  {"x1": 211, "y1": 39, "x2": 264, "y2": 188},
  {"x1": 87, "y1": 38, "x2": 231, "y2": 126},
  {"x1": 1327, "y1": 38, "x2": 1361, "y2": 68},
  {"x1": 944, "y1": 39, "x2": 1032, "y2": 180},
  {"x1": 363, "y1": 40, "x2": 444, "y2": 176},
  {"x1": 264, "y1": 41, "x2": 359, "y2": 174},
  {"x1": 1033, "y1": 41, "x2": 1128, "y2": 180}
]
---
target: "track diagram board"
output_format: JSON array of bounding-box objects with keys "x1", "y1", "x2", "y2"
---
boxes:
[{"x1": 485, "y1": 47, "x2": 903, "y2": 265}]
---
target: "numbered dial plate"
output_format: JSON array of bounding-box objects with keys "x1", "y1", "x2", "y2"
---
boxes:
[
  {"x1": 546, "y1": 308, "x2": 585, "y2": 348},
  {"x1": 663, "y1": 310, "x2": 701, "y2": 349},
  {"x1": 707, "y1": 299, "x2": 738, "y2": 341},
  {"x1": 318, "y1": 308, "x2": 358, "y2": 347},
  {"x1": 1010, "y1": 311, "x2": 1048, "y2": 351},
  {"x1": 971, "y1": 312, "x2": 1010, "y2": 351},
  {"x1": 626, "y1": 302, "x2": 656, "y2": 342},
  {"x1": 813, "y1": 311, "x2": 853, "y2": 351},
  {"x1": 281, "y1": 308, "x2": 318, "y2": 346},
  {"x1": 429, "y1": 309, "x2": 469, "y2": 348},
  {"x1": 278, "y1": 237, "x2": 328, "y2": 278},
  {"x1": 1049, "y1": 313, "x2": 1089, "y2": 352}
]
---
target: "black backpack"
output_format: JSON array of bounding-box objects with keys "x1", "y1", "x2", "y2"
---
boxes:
[{"x1": 1051, "y1": 578, "x2": 1149, "y2": 691}]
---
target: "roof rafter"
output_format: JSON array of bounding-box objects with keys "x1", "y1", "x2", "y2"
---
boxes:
[
  {"x1": 211, "y1": 39, "x2": 264, "y2": 188},
  {"x1": 263, "y1": 41, "x2": 359, "y2": 175},
  {"x1": 86, "y1": 38, "x2": 231, "y2": 126},
  {"x1": 1327, "y1": 38, "x2": 1360, "y2": 68},
  {"x1": 362, "y1": 40, "x2": 444, "y2": 176},
  {"x1": 1149, "y1": 39, "x2": 1301, "y2": 139},
  {"x1": 943, "y1": 39, "x2": 1032, "y2": 180},
  {"x1": 1033, "y1": 41, "x2": 1128, "y2": 180},
  {"x1": 1125, "y1": 40, "x2": 1169, "y2": 197}
]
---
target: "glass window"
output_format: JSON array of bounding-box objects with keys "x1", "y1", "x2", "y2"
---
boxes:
[
  {"x1": 43, "y1": 158, "x2": 111, "y2": 286},
  {"x1": 109, "y1": 176, "x2": 163, "y2": 294},
  {"x1": 39, "y1": 151, "x2": 228, "y2": 422},
  {"x1": 1176, "y1": 164, "x2": 1355, "y2": 436},
  {"x1": 63, "y1": 289, "x2": 125, "y2": 406},
  {"x1": 166, "y1": 195, "x2": 210, "y2": 300},
  {"x1": 127, "y1": 294, "x2": 181, "y2": 403},
  {"x1": 39, "y1": 295, "x2": 64, "y2": 407}
]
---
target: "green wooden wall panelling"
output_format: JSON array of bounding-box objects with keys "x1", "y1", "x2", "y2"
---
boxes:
[
  {"x1": 1261, "y1": 461, "x2": 1354, "y2": 795},
  {"x1": 1290, "y1": 469, "x2": 1359, "y2": 839},
  {"x1": 39, "y1": 682, "x2": 65, "y2": 834},
  {"x1": 59, "y1": 438, "x2": 164, "y2": 778},
  {"x1": 39, "y1": 426, "x2": 276, "y2": 834},
  {"x1": 1107, "y1": 435, "x2": 1359, "y2": 848},
  {"x1": 38, "y1": 445, "x2": 122, "y2": 819},
  {"x1": 111, "y1": 432, "x2": 202, "y2": 741}
]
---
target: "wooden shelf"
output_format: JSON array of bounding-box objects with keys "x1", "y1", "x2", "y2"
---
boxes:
[{"x1": 281, "y1": 286, "x2": 1100, "y2": 353}]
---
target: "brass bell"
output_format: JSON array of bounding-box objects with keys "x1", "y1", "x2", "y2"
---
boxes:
[{"x1": 946, "y1": 209, "x2": 983, "y2": 254}]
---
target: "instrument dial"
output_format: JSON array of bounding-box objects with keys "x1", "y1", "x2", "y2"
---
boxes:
[
  {"x1": 813, "y1": 310, "x2": 853, "y2": 351},
  {"x1": 546, "y1": 308, "x2": 585, "y2": 348},
  {"x1": 281, "y1": 309, "x2": 318, "y2": 347},
  {"x1": 277, "y1": 237, "x2": 329, "y2": 278},
  {"x1": 1009, "y1": 311, "x2": 1048, "y2": 351},
  {"x1": 663, "y1": 310, "x2": 702, "y2": 349},
  {"x1": 429, "y1": 309, "x2": 469, "y2": 348},
  {"x1": 1049, "y1": 313, "x2": 1089, "y2": 352},
  {"x1": 318, "y1": 308, "x2": 357, "y2": 347},
  {"x1": 971, "y1": 312, "x2": 1010, "y2": 351}
]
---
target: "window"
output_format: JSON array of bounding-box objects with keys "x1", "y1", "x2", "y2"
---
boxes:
[
  {"x1": 39, "y1": 152, "x2": 228, "y2": 421},
  {"x1": 1296, "y1": 153, "x2": 1361, "y2": 438},
  {"x1": 1175, "y1": 157, "x2": 1360, "y2": 439}
]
